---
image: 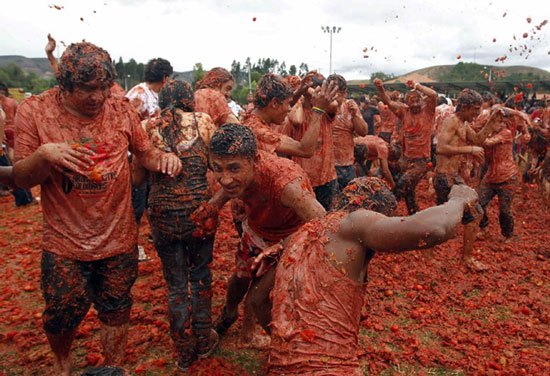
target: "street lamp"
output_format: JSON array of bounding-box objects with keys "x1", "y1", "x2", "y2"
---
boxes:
[
  {"x1": 321, "y1": 25, "x2": 341, "y2": 75},
  {"x1": 124, "y1": 74, "x2": 131, "y2": 91}
]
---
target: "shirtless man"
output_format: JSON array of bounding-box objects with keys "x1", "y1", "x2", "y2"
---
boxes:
[
  {"x1": 209, "y1": 124, "x2": 325, "y2": 340},
  {"x1": 377, "y1": 100, "x2": 398, "y2": 143},
  {"x1": 13, "y1": 42, "x2": 182, "y2": 375},
  {"x1": 435, "y1": 89, "x2": 500, "y2": 270},
  {"x1": 375, "y1": 78, "x2": 438, "y2": 214},
  {"x1": 251, "y1": 177, "x2": 479, "y2": 375},
  {"x1": 330, "y1": 74, "x2": 369, "y2": 190}
]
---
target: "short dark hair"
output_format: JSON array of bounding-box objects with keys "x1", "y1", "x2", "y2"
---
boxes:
[
  {"x1": 210, "y1": 123, "x2": 257, "y2": 159},
  {"x1": 57, "y1": 42, "x2": 116, "y2": 92},
  {"x1": 144, "y1": 58, "x2": 173, "y2": 83},
  {"x1": 336, "y1": 177, "x2": 397, "y2": 215},
  {"x1": 254, "y1": 73, "x2": 293, "y2": 108},
  {"x1": 327, "y1": 73, "x2": 347, "y2": 92},
  {"x1": 456, "y1": 89, "x2": 482, "y2": 112}
]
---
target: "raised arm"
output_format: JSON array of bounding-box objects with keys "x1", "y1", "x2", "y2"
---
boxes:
[
  {"x1": 275, "y1": 80, "x2": 338, "y2": 158},
  {"x1": 374, "y1": 78, "x2": 407, "y2": 117},
  {"x1": 348, "y1": 99, "x2": 368, "y2": 136},
  {"x1": 342, "y1": 184, "x2": 477, "y2": 252},
  {"x1": 45, "y1": 34, "x2": 59, "y2": 74}
]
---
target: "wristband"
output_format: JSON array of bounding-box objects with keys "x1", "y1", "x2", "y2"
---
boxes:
[{"x1": 312, "y1": 107, "x2": 326, "y2": 114}]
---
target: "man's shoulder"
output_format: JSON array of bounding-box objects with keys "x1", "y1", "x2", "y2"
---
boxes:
[{"x1": 17, "y1": 88, "x2": 58, "y2": 114}]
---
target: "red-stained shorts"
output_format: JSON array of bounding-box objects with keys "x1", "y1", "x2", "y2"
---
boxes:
[
  {"x1": 235, "y1": 221, "x2": 277, "y2": 279},
  {"x1": 41, "y1": 249, "x2": 138, "y2": 334}
]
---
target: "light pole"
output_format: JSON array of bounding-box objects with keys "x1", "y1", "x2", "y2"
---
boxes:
[
  {"x1": 321, "y1": 26, "x2": 341, "y2": 75},
  {"x1": 124, "y1": 74, "x2": 131, "y2": 91}
]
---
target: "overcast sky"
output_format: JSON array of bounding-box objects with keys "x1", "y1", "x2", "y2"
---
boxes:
[{"x1": 1, "y1": 0, "x2": 548, "y2": 79}]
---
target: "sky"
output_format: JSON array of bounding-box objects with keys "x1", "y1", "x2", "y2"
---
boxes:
[{"x1": 1, "y1": 0, "x2": 549, "y2": 80}]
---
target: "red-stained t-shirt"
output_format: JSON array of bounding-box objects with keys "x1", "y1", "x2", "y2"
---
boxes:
[
  {"x1": 398, "y1": 96, "x2": 436, "y2": 159},
  {"x1": 332, "y1": 101, "x2": 356, "y2": 166},
  {"x1": 1, "y1": 96, "x2": 18, "y2": 148},
  {"x1": 243, "y1": 151, "x2": 313, "y2": 243},
  {"x1": 354, "y1": 135, "x2": 389, "y2": 161},
  {"x1": 269, "y1": 212, "x2": 365, "y2": 376},
  {"x1": 242, "y1": 112, "x2": 282, "y2": 154},
  {"x1": 14, "y1": 87, "x2": 151, "y2": 261},
  {"x1": 483, "y1": 129, "x2": 518, "y2": 184},
  {"x1": 194, "y1": 88, "x2": 233, "y2": 127},
  {"x1": 286, "y1": 108, "x2": 336, "y2": 187},
  {"x1": 378, "y1": 104, "x2": 397, "y2": 135}
]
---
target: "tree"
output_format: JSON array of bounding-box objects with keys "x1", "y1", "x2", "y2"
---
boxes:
[
  {"x1": 289, "y1": 65, "x2": 297, "y2": 76},
  {"x1": 279, "y1": 62, "x2": 287, "y2": 77},
  {"x1": 193, "y1": 62, "x2": 205, "y2": 86},
  {"x1": 298, "y1": 63, "x2": 309, "y2": 77},
  {"x1": 370, "y1": 71, "x2": 395, "y2": 82}
]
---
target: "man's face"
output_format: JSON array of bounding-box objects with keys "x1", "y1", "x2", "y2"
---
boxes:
[
  {"x1": 335, "y1": 90, "x2": 347, "y2": 106},
  {"x1": 210, "y1": 155, "x2": 255, "y2": 198},
  {"x1": 270, "y1": 97, "x2": 291, "y2": 124},
  {"x1": 463, "y1": 104, "x2": 482, "y2": 122},
  {"x1": 63, "y1": 79, "x2": 111, "y2": 118},
  {"x1": 220, "y1": 80, "x2": 234, "y2": 100},
  {"x1": 406, "y1": 93, "x2": 423, "y2": 114}
]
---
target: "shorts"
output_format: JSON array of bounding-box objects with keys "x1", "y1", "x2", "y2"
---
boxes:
[
  {"x1": 236, "y1": 221, "x2": 277, "y2": 279},
  {"x1": 41, "y1": 249, "x2": 138, "y2": 334}
]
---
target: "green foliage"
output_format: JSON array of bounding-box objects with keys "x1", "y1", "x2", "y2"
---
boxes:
[
  {"x1": 114, "y1": 57, "x2": 144, "y2": 90},
  {"x1": 0, "y1": 63, "x2": 56, "y2": 94},
  {"x1": 192, "y1": 62, "x2": 205, "y2": 86},
  {"x1": 370, "y1": 71, "x2": 395, "y2": 83},
  {"x1": 439, "y1": 62, "x2": 487, "y2": 81}
]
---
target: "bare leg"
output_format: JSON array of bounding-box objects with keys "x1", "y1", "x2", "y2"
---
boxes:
[
  {"x1": 215, "y1": 274, "x2": 250, "y2": 335},
  {"x1": 46, "y1": 330, "x2": 75, "y2": 376},
  {"x1": 463, "y1": 220, "x2": 487, "y2": 271},
  {"x1": 100, "y1": 323, "x2": 128, "y2": 366},
  {"x1": 242, "y1": 267, "x2": 276, "y2": 337}
]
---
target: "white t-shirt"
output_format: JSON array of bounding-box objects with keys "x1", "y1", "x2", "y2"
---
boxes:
[{"x1": 126, "y1": 82, "x2": 159, "y2": 119}]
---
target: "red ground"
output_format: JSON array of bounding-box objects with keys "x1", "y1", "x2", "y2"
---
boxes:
[{"x1": 0, "y1": 181, "x2": 548, "y2": 375}]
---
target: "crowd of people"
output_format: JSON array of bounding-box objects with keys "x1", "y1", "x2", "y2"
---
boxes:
[{"x1": 0, "y1": 35, "x2": 549, "y2": 375}]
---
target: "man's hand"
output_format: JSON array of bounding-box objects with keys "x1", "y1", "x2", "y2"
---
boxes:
[
  {"x1": 347, "y1": 99, "x2": 361, "y2": 117},
  {"x1": 190, "y1": 201, "x2": 219, "y2": 238},
  {"x1": 250, "y1": 242, "x2": 284, "y2": 277},
  {"x1": 471, "y1": 146, "x2": 485, "y2": 163},
  {"x1": 309, "y1": 80, "x2": 339, "y2": 112},
  {"x1": 158, "y1": 153, "x2": 182, "y2": 177},
  {"x1": 45, "y1": 34, "x2": 56, "y2": 55},
  {"x1": 406, "y1": 80, "x2": 416, "y2": 89},
  {"x1": 373, "y1": 78, "x2": 384, "y2": 90},
  {"x1": 40, "y1": 142, "x2": 95, "y2": 175},
  {"x1": 449, "y1": 184, "x2": 479, "y2": 215}
]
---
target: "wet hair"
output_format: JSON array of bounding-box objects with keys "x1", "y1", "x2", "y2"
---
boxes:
[
  {"x1": 0, "y1": 81, "x2": 8, "y2": 96},
  {"x1": 209, "y1": 123, "x2": 257, "y2": 159},
  {"x1": 326, "y1": 73, "x2": 347, "y2": 92},
  {"x1": 144, "y1": 58, "x2": 173, "y2": 83},
  {"x1": 196, "y1": 67, "x2": 234, "y2": 90},
  {"x1": 284, "y1": 75, "x2": 301, "y2": 90},
  {"x1": 56, "y1": 42, "x2": 116, "y2": 92},
  {"x1": 405, "y1": 90, "x2": 422, "y2": 103},
  {"x1": 336, "y1": 177, "x2": 397, "y2": 215},
  {"x1": 155, "y1": 80, "x2": 195, "y2": 152},
  {"x1": 481, "y1": 91, "x2": 495, "y2": 104},
  {"x1": 158, "y1": 79, "x2": 194, "y2": 112},
  {"x1": 456, "y1": 89, "x2": 482, "y2": 112},
  {"x1": 254, "y1": 73, "x2": 293, "y2": 108}
]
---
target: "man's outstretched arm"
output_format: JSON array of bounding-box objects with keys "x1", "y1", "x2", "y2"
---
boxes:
[{"x1": 343, "y1": 185, "x2": 478, "y2": 252}]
